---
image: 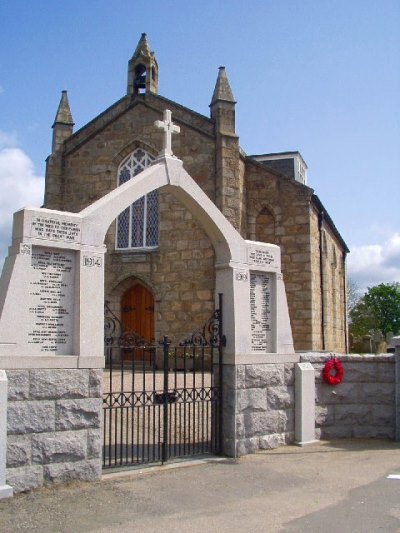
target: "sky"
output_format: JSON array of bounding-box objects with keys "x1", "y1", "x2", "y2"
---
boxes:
[{"x1": 0, "y1": 0, "x2": 399, "y2": 293}]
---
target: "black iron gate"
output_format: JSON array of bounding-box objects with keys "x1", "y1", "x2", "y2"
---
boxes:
[{"x1": 103, "y1": 296, "x2": 225, "y2": 469}]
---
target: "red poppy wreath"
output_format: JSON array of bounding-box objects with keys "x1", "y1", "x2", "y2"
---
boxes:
[{"x1": 322, "y1": 357, "x2": 344, "y2": 385}]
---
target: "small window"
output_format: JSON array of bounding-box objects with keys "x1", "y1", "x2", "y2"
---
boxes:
[{"x1": 116, "y1": 149, "x2": 158, "y2": 250}]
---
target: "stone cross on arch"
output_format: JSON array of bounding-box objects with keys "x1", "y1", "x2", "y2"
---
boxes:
[{"x1": 154, "y1": 109, "x2": 180, "y2": 156}]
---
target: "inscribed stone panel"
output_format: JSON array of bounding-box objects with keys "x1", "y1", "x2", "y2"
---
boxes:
[
  {"x1": 250, "y1": 271, "x2": 275, "y2": 353},
  {"x1": 27, "y1": 247, "x2": 75, "y2": 354}
]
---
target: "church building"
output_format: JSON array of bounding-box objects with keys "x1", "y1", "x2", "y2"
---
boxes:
[{"x1": 44, "y1": 33, "x2": 349, "y2": 353}]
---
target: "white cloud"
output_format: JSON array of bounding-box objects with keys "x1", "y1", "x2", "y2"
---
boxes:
[
  {"x1": 0, "y1": 146, "x2": 44, "y2": 267},
  {"x1": 348, "y1": 233, "x2": 400, "y2": 291},
  {"x1": 0, "y1": 129, "x2": 17, "y2": 149},
  {"x1": 0, "y1": 86, "x2": 4, "y2": 95}
]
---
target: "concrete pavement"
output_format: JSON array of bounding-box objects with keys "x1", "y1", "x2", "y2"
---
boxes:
[{"x1": 0, "y1": 439, "x2": 399, "y2": 532}]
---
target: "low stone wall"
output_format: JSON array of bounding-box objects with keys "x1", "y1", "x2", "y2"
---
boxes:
[
  {"x1": 5, "y1": 355, "x2": 399, "y2": 493},
  {"x1": 223, "y1": 355, "x2": 398, "y2": 458},
  {"x1": 223, "y1": 363, "x2": 295, "y2": 456},
  {"x1": 6, "y1": 369, "x2": 102, "y2": 493},
  {"x1": 301, "y1": 354, "x2": 396, "y2": 440}
]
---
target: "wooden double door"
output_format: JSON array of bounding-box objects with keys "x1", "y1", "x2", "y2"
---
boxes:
[{"x1": 121, "y1": 284, "x2": 154, "y2": 359}]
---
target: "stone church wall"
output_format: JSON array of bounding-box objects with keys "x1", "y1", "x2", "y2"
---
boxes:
[
  {"x1": 45, "y1": 91, "x2": 347, "y2": 353},
  {"x1": 309, "y1": 207, "x2": 324, "y2": 349},
  {"x1": 245, "y1": 162, "x2": 316, "y2": 351},
  {"x1": 105, "y1": 191, "x2": 216, "y2": 343},
  {"x1": 46, "y1": 98, "x2": 219, "y2": 343},
  {"x1": 309, "y1": 207, "x2": 347, "y2": 353}
]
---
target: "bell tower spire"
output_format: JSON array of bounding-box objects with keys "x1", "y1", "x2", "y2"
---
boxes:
[
  {"x1": 52, "y1": 90, "x2": 74, "y2": 153},
  {"x1": 127, "y1": 33, "x2": 158, "y2": 95},
  {"x1": 210, "y1": 66, "x2": 236, "y2": 134}
]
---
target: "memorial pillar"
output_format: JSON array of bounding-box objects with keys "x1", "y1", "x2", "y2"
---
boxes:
[
  {"x1": 295, "y1": 362, "x2": 318, "y2": 445},
  {"x1": 74, "y1": 247, "x2": 105, "y2": 364}
]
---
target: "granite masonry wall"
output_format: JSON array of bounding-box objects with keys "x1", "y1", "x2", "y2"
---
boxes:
[
  {"x1": 105, "y1": 191, "x2": 216, "y2": 344},
  {"x1": 4, "y1": 355, "x2": 400, "y2": 493},
  {"x1": 301, "y1": 354, "x2": 397, "y2": 440},
  {"x1": 223, "y1": 355, "x2": 398, "y2": 458},
  {"x1": 222, "y1": 363, "x2": 295, "y2": 457},
  {"x1": 6, "y1": 369, "x2": 102, "y2": 493}
]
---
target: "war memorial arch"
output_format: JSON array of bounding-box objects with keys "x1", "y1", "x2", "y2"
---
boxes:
[
  {"x1": 0, "y1": 111, "x2": 305, "y2": 494},
  {"x1": 0, "y1": 36, "x2": 398, "y2": 496}
]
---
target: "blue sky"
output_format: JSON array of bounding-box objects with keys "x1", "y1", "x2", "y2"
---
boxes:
[{"x1": 0, "y1": 0, "x2": 399, "y2": 292}]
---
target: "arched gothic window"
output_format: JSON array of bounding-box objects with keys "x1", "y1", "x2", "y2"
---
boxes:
[
  {"x1": 116, "y1": 149, "x2": 158, "y2": 249},
  {"x1": 255, "y1": 207, "x2": 276, "y2": 244}
]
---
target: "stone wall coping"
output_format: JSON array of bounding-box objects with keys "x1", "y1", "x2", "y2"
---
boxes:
[
  {"x1": 0, "y1": 356, "x2": 104, "y2": 370},
  {"x1": 226, "y1": 353, "x2": 300, "y2": 365},
  {"x1": 299, "y1": 352, "x2": 395, "y2": 363}
]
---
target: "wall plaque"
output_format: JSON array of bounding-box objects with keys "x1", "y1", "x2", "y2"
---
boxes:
[
  {"x1": 250, "y1": 271, "x2": 274, "y2": 352},
  {"x1": 27, "y1": 247, "x2": 75, "y2": 354},
  {"x1": 248, "y1": 246, "x2": 277, "y2": 267},
  {"x1": 31, "y1": 216, "x2": 81, "y2": 243}
]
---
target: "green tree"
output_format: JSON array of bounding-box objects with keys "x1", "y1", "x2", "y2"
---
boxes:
[
  {"x1": 350, "y1": 282, "x2": 400, "y2": 337},
  {"x1": 347, "y1": 278, "x2": 361, "y2": 314}
]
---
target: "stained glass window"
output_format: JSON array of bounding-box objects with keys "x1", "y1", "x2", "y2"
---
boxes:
[{"x1": 116, "y1": 149, "x2": 158, "y2": 249}]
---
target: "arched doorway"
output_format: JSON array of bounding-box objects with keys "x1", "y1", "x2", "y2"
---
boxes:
[{"x1": 121, "y1": 283, "x2": 154, "y2": 342}]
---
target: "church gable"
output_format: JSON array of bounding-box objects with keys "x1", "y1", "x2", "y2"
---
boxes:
[
  {"x1": 49, "y1": 98, "x2": 217, "y2": 213},
  {"x1": 61, "y1": 94, "x2": 215, "y2": 161}
]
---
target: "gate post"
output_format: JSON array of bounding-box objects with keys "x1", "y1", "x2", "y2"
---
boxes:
[
  {"x1": 161, "y1": 336, "x2": 171, "y2": 463},
  {"x1": 0, "y1": 371, "x2": 13, "y2": 498}
]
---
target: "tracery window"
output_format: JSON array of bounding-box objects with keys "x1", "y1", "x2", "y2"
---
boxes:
[{"x1": 116, "y1": 149, "x2": 158, "y2": 249}]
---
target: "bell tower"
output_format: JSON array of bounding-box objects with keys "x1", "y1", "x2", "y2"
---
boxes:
[{"x1": 127, "y1": 33, "x2": 158, "y2": 95}]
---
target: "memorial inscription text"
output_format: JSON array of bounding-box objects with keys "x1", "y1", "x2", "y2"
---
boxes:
[
  {"x1": 28, "y1": 248, "x2": 75, "y2": 354},
  {"x1": 250, "y1": 271, "x2": 274, "y2": 352},
  {"x1": 248, "y1": 248, "x2": 275, "y2": 266},
  {"x1": 31, "y1": 216, "x2": 81, "y2": 243}
]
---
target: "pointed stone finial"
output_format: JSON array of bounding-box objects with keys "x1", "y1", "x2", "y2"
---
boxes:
[
  {"x1": 154, "y1": 109, "x2": 180, "y2": 157},
  {"x1": 51, "y1": 90, "x2": 74, "y2": 152},
  {"x1": 53, "y1": 90, "x2": 74, "y2": 127},
  {"x1": 211, "y1": 66, "x2": 236, "y2": 105},
  {"x1": 131, "y1": 32, "x2": 152, "y2": 60}
]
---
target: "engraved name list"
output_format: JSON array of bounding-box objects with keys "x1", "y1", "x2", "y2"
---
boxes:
[
  {"x1": 28, "y1": 248, "x2": 75, "y2": 354},
  {"x1": 250, "y1": 272, "x2": 274, "y2": 352}
]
